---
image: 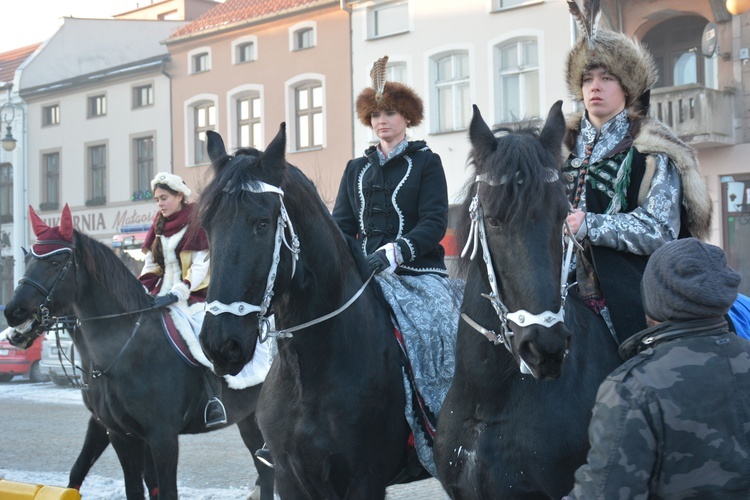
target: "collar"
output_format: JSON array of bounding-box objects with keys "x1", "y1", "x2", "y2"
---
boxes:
[
  {"x1": 618, "y1": 316, "x2": 729, "y2": 360},
  {"x1": 577, "y1": 109, "x2": 629, "y2": 163},
  {"x1": 375, "y1": 138, "x2": 409, "y2": 166}
]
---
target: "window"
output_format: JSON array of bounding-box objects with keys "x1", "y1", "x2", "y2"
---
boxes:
[
  {"x1": 290, "y1": 22, "x2": 317, "y2": 51},
  {"x1": 238, "y1": 94, "x2": 262, "y2": 149},
  {"x1": 133, "y1": 84, "x2": 153, "y2": 108},
  {"x1": 295, "y1": 82, "x2": 323, "y2": 150},
  {"x1": 387, "y1": 61, "x2": 407, "y2": 83},
  {"x1": 42, "y1": 153, "x2": 59, "y2": 206},
  {"x1": 433, "y1": 52, "x2": 471, "y2": 132},
  {"x1": 194, "y1": 103, "x2": 215, "y2": 164},
  {"x1": 134, "y1": 137, "x2": 154, "y2": 194},
  {"x1": 722, "y1": 175, "x2": 750, "y2": 296},
  {"x1": 295, "y1": 28, "x2": 314, "y2": 50},
  {"x1": 88, "y1": 145, "x2": 107, "y2": 203},
  {"x1": 495, "y1": 39, "x2": 539, "y2": 123},
  {"x1": 192, "y1": 52, "x2": 210, "y2": 73},
  {"x1": 643, "y1": 16, "x2": 711, "y2": 88},
  {"x1": 0, "y1": 163, "x2": 11, "y2": 218},
  {"x1": 368, "y1": 1, "x2": 409, "y2": 38},
  {"x1": 237, "y1": 42, "x2": 255, "y2": 63},
  {"x1": 493, "y1": 0, "x2": 541, "y2": 10},
  {"x1": 42, "y1": 104, "x2": 60, "y2": 127},
  {"x1": 87, "y1": 94, "x2": 106, "y2": 118}
]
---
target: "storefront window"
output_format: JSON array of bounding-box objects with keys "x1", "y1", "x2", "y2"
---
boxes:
[{"x1": 723, "y1": 175, "x2": 750, "y2": 295}]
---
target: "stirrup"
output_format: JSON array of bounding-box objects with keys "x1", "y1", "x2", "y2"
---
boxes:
[
  {"x1": 255, "y1": 446, "x2": 274, "y2": 469},
  {"x1": 204, "y1": 397, "x2": 227, "y2": 428}
]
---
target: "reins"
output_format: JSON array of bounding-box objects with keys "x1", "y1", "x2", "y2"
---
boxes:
[{"x1": 205, "y1": 179, "x2": 373, "y2": 342}]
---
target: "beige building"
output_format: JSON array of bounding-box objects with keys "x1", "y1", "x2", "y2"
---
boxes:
[{"x1": 165, "y1": 0, "x2": 354, "y2": 206}]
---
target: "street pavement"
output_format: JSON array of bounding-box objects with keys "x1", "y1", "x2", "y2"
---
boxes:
[{"x1": 0, "y1": 381, "x2": 449, "y2": 499}]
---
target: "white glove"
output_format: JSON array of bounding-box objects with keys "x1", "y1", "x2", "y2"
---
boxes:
[
  {"x1": 170, "y1": 281, "x2": 190, "y2": 302},
  {"x1": 375, "y1": 242, "x2": 403, "y2": 274}
]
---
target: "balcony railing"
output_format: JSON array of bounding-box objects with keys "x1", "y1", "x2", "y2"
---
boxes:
[{"x1": 649, "y1": 84, "x2": 736, "y2": 149}]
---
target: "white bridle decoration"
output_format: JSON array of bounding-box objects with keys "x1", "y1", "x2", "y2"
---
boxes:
[
  {"x1": 206, "y1": 181, "x2": 300, "y2": 340},
  {"x1": 460, "y1": 173, "x2": 575, "y2": 374}
]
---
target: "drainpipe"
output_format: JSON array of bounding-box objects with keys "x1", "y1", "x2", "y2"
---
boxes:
[{"x1": 161, "y1": 57, "x2": 174, "y2": 172}]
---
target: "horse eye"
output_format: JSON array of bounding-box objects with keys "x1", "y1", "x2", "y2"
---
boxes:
[
  {"x1": 485, "y1": 217, "x2": 501, "y2": 228},
  {"x1": 257, "y1": 220, "x2": 270, "y2": 232}
]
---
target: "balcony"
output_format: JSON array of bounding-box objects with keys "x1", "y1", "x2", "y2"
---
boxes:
[{"x1": 649, "y1": 84, "x2": 736, "y2": 149}]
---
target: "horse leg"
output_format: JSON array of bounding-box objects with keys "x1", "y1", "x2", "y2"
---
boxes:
[
  {"x1": 109, "y1": 431, "x2": 147, "y2": 500},
  {"x1": 67, "y1": 416, "x2": 111, "y2": 490},
  {"x1": 143, "y1": 446, "x2": 159, "y2": 499},
  {"x1": 236, "y1": 417, "x2": 275, "y2": 500},
  {"x1": 145, "y1": 432, "x2": 180, "y2": 500}
]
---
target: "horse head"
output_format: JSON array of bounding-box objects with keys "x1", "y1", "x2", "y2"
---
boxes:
[
  {"x1": 198, "y1": 124, "x2": 299, "y2": 376},
  {"x1": 4, "y1": 204, "x2": 77, "y2": 349},
  {"x1": 460, "y1": 102, "x2": 572, "y2": 379}
]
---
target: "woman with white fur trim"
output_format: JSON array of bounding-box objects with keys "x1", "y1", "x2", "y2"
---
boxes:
[
  {"x1": 140, "y1": 172, "x2": 210, "y2": 306},
  {"x1": 140, "y1": 172, "x2": 226, "y2": 427}
]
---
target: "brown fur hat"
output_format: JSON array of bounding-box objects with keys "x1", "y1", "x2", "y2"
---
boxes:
[
  {"x1": 566, "y1": 1, "x2": 658, "y2": 112},
  {"x1": 356, "y1": 56, "x2": 423, "y2": 128},
  {"x1": 356, "y1": 83, "x2": 423, "y2": 128}
]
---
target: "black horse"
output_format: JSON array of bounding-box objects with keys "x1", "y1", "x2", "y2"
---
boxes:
[
  {"x1": 433, "y1": 103, "x2": 623, "y2": 499},
  {"x1": 197, "y1": 126, "x2": 418, "y2": 498},
  {"x1": 3, "y1": 206, "x2": 274, "y2": 500}
]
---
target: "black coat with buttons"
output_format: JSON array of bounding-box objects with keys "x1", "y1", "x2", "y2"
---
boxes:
[{"x1": 333, "y1": 140, "x2": 449, "y2": 276}]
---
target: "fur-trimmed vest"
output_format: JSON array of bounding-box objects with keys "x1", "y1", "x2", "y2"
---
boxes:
[
  {"x1": 564, "y1": 110, "x2": 712, "y2": 240},
  {"x1": 333, "y1": 140, "x2": 449, "y2": 276}
]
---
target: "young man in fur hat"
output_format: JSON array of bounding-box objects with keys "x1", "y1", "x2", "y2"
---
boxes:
[
  {"x1": 563, "y1": 1, "x2": 712, "y2": 343},
  {"x1": 565, "y1": 238, "x2": 750, "y2": 498}
]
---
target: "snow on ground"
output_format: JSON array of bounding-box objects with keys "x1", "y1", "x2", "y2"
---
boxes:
[{"x1": 0, "y1": 378, "x2": 255, "y2": 499}]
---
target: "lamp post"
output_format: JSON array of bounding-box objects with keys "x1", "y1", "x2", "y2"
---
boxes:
[
  {"x1": 0, "y1": 83, "x2": 26, "y2": 305},
  {"x1": 726, "y1": 0, "x2": 750, "y2": 15}
]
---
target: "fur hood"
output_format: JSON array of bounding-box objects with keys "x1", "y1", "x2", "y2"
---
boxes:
[{"x1": 564, "y1": 111, "x2": 712, "y2": 241}]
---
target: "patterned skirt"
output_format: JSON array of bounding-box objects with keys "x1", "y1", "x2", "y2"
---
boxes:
[{"x1": 375, "y1": 272, "x2": 464, "y2": 476}]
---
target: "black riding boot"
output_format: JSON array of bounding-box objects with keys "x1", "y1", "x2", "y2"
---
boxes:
[{"x1": 202, "y1": 370, "x2": 227, "y2": 428}]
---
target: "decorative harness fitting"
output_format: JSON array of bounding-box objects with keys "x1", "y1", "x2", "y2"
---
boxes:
[
  {"x1": 460, "y1": 173, "x2": 575, "y2": 373},
  {"x1": 205, "y1": 181, "x2": 300, "y2": 342},
  {"x1": 204, "y1": 179, "x2": 376, "y2": 343}
]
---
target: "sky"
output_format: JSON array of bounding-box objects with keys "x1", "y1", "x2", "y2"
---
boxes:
[{"x1": 2, "y1": 1, "x2": 151, "y2": 54}]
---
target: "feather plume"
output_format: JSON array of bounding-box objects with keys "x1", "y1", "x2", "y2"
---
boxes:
[
  {"x1": 568, "y1": 0, "x2": 601, "y2": 49},
  {"x1": 370, "y1": 55, "x2": 389, "y2": 104}
]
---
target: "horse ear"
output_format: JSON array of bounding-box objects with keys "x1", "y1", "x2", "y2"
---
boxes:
[
  {"x1": 59, "y1": 204, "x2": 74, "y2": 242},
  {"x1": 29, "y1": 205, "x2": 49, "y2": 238},
  {"x1": 206, "y1": 130, "x2": 227, "y2": 163},
  {"x1": 469, "y1": 105, "x2": 497, "y2": 156},
  {"x1": 539, "y1": 100, "x2": 566, "y2": 155},
  {"x1": 263, "y1": 123, "x2": 287, "y2": 164}
]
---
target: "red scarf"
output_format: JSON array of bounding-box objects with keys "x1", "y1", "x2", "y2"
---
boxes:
[{"x1": 142, "y1": 203, "x2": 208, "y2": 252}]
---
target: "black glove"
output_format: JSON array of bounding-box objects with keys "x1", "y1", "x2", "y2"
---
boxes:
[
  {"x1": 366, "y1": 250, "x2": 390, "y2": 274},
  {"x1": 152, "y1": 293, "x2": 179, "y2": 309}
]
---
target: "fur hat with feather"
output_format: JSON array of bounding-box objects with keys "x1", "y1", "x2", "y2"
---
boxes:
[
  {"x1": 566, "y1": 0, "x2": 658, "y2": 114},
  {"x1": 356, "y1": 55, "x2": 423, "y2": 128}
]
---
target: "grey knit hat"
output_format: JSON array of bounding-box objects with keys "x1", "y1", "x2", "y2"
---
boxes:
[{"x1": 642, "y1": 238, "x2": 741, "y2": 322}]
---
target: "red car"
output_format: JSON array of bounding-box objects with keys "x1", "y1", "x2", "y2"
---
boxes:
[{"x1": 0, "y1": 318, "x2": 48, "y2": 383}]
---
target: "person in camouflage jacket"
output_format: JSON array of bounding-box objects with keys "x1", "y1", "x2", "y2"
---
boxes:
[{"x1": 566, "y1": 238, "x2": 750, "y2": 499}]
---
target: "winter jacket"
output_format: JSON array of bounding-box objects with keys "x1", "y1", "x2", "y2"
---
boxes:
[
  {"x1": 567, "y1": 317, "x2": 750, "y2": 499},
  {"x1": 333, "y1": 140, "x2": 449, "y2": 276}
]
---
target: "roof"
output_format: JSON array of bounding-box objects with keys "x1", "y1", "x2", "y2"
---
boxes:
[
  {"x1": 0, "y1": 44, "x2": 42, "y2": 86},
  {"x1": 168, "y1": 0, "x2": 338, "y2": 40},
  {"x1": 19, "y1": 18, "x2": 186, "y2": 93}
]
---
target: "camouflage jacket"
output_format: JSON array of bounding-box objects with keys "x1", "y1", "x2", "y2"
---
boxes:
[{"x1": 567, "y1": 317, "x2": 750, "y2": 499}]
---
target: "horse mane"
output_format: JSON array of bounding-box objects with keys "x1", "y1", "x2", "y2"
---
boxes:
[
  {"x1": 74, "y1": 230, "x2": 153, "y2": 312},
  {"x1": 454, "y1": 120, "x2": 566, "y2": 279}
]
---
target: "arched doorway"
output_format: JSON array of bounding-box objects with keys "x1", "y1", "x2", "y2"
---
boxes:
[{"x1": 642, "y1": 15, "x2": 716, "y2": 88}]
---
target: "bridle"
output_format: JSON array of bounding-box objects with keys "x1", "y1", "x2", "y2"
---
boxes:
[
  {"x1": 204, "y1": 179, "x2": 375, "y2": 342},
  {"x1": 16, "y1": 241, "x2": 77, "y2": 333},
  {"x1": 205, "y1": 181, "x2": 300, "y2": 342},
  {"x1": 460, "y1": 173, "x2": 575, "y2": 372}
]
